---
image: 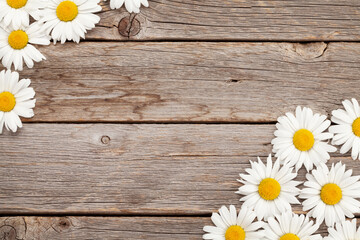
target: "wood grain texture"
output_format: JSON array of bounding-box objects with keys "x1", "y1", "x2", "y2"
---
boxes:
[
  {"x1": 0, "y1": 216, "x2": 338, "y2": 240},
  {"x1": 0, "y1": 217, "x2": 205, "y2": 240},
  {"x1": 4, "y1": 1, "x2": 360, "y2": 239},
  {"x1": 16, "y1": 41, "x2": 360, "y2": 123},
  {"x1": 91, "y1": 0, "x2": 360, "y2": 41},
  {"x1": 0, "y1": 124, "x2": 358, "y2": 215}
]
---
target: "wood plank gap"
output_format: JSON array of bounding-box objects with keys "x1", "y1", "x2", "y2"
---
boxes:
[
  {"x1": 22, "y1": 121, "x2": 278, "y2": 125},
  {"x1": 2, "y1": 211, "x2": 359, "y2": 218},
  {"x1": 0, "y1": 213, "x2": 212, "y2": 217},
  {"x1": 81, "y1": 39, "x2": 360, "y2": 43}
]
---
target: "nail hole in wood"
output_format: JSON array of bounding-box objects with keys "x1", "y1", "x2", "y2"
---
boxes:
[{"x1": 101, "y1": 136, "x2": 111, "y2": 145}]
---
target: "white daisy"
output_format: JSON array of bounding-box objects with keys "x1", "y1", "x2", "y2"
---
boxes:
[
  {"x1": 0, "y1": 22, "x2": 50, "y2": 71},
  {"x1": 272, "y1": 106, "x2": 336, "y2": 172},
  {"x1": 300, "y1": 162, "x2": 360, "y2": 227},
  {"x1": 0, "y1": 0, "x2": 42, "y2": 29},
  {"x1": 324, "y1": 219, "x2": 360, "y2": 240},
  {"x1": 236, "y1": 154, "x2": 301, "y2": 221},
  {"x1": 107, "y1": 0, "x2": 149, "y2": 13},
  {"x1": 0, "y1": 69, "x2": 35, "y2": 133},
  {"x1": 264, "y1": 211, "x2": 322, "y2": 240},
  {"x1": 329, "y1": 98, "x2": 360, "y2": 160},
  {"x1": 40, "y1": 0, "x2": 101, "y2": 44},
  {"x1": 203, "y1": 205, "x2": 265, "y2": 240}
]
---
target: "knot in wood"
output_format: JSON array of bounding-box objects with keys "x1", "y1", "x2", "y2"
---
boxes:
[
  {"x1": 292, "y1": 42, "x2": 328, "y2": 59},
  {"x1": 101, "y1": 136, "x2": 111, "y2": 145},
  {"x1": 118, "y1": 15, "x2": 141, "y2": 37},
  {"x1": 58, "y1": 218, "x2": 71, "y2": 230}
]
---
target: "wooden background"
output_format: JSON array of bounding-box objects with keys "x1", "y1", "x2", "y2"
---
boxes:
[{"x1": 1, "y1": 0, "x2": 360, "y2": 239}]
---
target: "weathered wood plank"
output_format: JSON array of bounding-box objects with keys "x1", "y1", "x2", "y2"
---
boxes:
[
  {"x1": 0, "y1": 124, "x2": 358, "y2": 215},
  {"x1": 0, "y1": 216, "x2": 347, "y2": 239},
  {"x1": 15, "y1": 41, "x2": 360, "y2": 122},
  {"x1": 91, "y1": 0, "x2": 360, "y2": 41},
  {"x1": 0, "y1": 217, "x2": 203, "y2": 240}
]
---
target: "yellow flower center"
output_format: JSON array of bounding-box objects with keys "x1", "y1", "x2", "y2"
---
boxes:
[
  {"x1": 293, "y1": 129, "x2": 315, "y2": 151},
  {"x1": 0, "y1": 92, "x2": 16, "y2": 112},
  {"x1": 6, "y1": 0, "x2": 27, "y2": 9},
  {"x1": 56, "y1": 1, "x2": 79, "y2": 22},
  {"x1": 8, "y1": 30, "x2": 28, "y2": 50},
  {"x1": 225, "y1": 225, "x2": 245, "y2": 240},
  {"x1": 352, "y1": 118, "x2": 360, "y2": 137},
  {"x1": 320, "y1": 183, "x2": 342, "y2": 205},
  {"x1": 280, "y1": 233, "x2": 300, "y2": 240},
  {"x1": 258, "y1": 178, "x2": 281, "y2": 201}
]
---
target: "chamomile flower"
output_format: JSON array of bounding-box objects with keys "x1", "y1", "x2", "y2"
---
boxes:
[
  {"x1": 107, "y1": 0, "x2": 149, "y2": 13},
  {"x1": 264, "y1": 211, "x2": 322, "y2": 240},
  {"x1": 0, "y1": 22, "x2": 50, "y2": 71},
  {"x1": 0, "y1": 69, "x2": 35, "y2": 133},
  {"x1": 40, "y1": 0, "x2": 101, "y2": 44},
  {"x1": 203, "y1": 205, "x2": 265, "y2": 240},
  {"x1": 300, "y1": 162, "x2": 360, "y2": 227},
  {"x1": 0, "y1": 0, "x2": 42, "y2": 29},
  {"x1": 324, "y1": 219, "x2": 360, "y2": 240},
  {"x1": 272, "y1": 106, "x2": 336, "y2": 172},
  {"x1": 329, "y1": 98, "x2": 360, "y2": 160},
  {"x1": 236, "y1": 154, "x2": 301, "y2": 221}
]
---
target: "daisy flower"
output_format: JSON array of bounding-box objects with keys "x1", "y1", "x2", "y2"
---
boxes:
[
  {"x1": 300, "y1": 162, "x2": 360, "y2": 227},
  {"x1": 0, "y1": 22, "x2": 50, "y2": 71},
  {"x1": 324, "y1": 219, "x2": 360, "y2": 240},
  {"x1": 40, "y1": 0, "x2": 101, "y2": 44},
  {"x1": 0, "y1": 69, "x2": 36, "y2": 133},
  {"x1": 264, "y1": 211, "x2": 322, "y2": 240},
  {"x1": 0, "y1": 0, "x2": 42, "y2": 29},
  {"x1": 107, "y1": 0, "x2": 149, "y2": 13},
  {"x1": 329, "y1": 98, "x2": 360, "y2": 160},
  {"x1": 272, "y1": 106, "x2": 336, "y2": 172},
  {"x1": 236, "y1": 154, "x2": 301, "y2": 221},
  {"x1": 203, "y1": 205, "x2": 265, "y2": 240}
]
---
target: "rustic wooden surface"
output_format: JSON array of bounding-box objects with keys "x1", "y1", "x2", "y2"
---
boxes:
[
  {"x1": 0, "y1": 216, "x2": 337, "y2": 240},
  {"x1": 0, "y1": 124, "x2": 358, "y2": 215},
  {"x1": 20, "y1": 42, "x2": 360, "y2": 122},
  {"x1": 1, "y1": 0, "x2": 360, "y2": 239},
  {"x1": 92, "y1": 0, "x2": 360, "y2": 41}
]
